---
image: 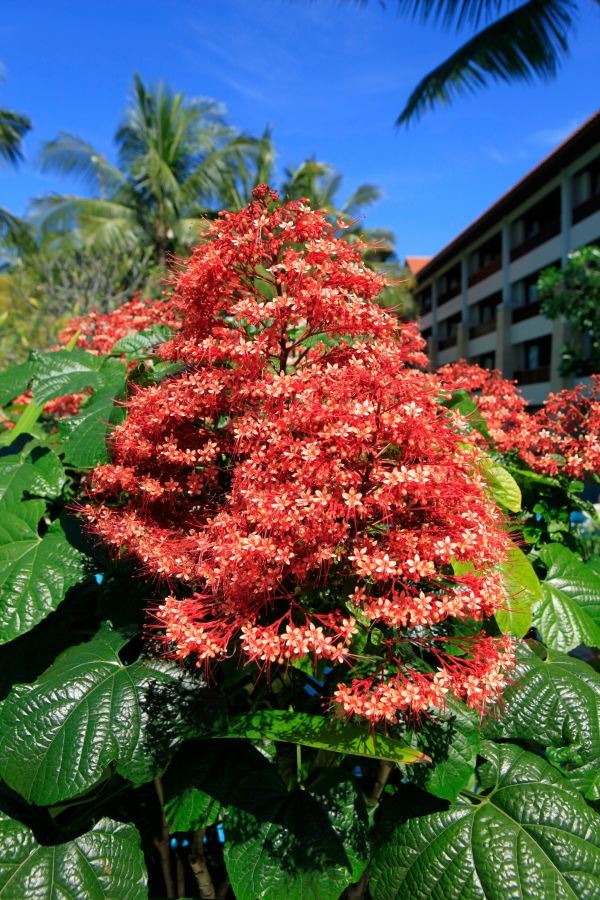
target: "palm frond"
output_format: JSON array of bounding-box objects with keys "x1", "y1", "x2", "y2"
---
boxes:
[
  {"x1": 0, "y1": 107, "x2": 31, "y2": 167},
  {"x1": 342, "y1": 183, "x2": 382, "y2": 217},
  {"x1": 398, "y1": 0, "x2": 576, "y2": 124},
  {"x1": 31, "y1": 195, "x2": 139, "y2": 248},
  {"x1": 39, "y1": 134, "x2": 124, "y2": 194}
]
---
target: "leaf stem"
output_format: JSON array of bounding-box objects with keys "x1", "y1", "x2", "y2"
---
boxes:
[{"x1": 153, "y1": 775, "x2": 176, "y2": 899}]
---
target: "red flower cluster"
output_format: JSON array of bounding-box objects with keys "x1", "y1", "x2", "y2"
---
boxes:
[
  {"x1": 85, "y1": 186, "x2": 515, "y2": 723},
  {"x1": 439, "y1": 361, "x2": 600, "y2": 479},
  {"x1": 58, "y1": 294, "x2": 180, "y2": 356}
]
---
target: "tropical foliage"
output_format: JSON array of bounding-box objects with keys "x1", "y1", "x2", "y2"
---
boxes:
[
  {"x1": 343, "y1": 0, "x2": 588, "y2": 123},
  {"x1": 538, "y1": 244, "x2": 600, "y2": 375},
  {"x1": 0, "y1": 190, "x2": 597, "y2": 898}
]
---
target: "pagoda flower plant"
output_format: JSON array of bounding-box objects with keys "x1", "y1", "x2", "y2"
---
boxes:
[{"x1": 0, "y1": 187, "x2": 598, "y2": 900}]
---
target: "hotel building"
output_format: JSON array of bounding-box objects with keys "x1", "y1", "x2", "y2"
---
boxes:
[{"x1": 411, "y1": 110, "x2": 600, "y2": 404}]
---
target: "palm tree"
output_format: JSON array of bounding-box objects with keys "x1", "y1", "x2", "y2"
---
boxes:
[
  {"x1": 342, "y1": 0, "x2": 584, "y2": 124},
  {"x1": 35, "y1": 75, "x2": 260, "y2": 264},
  {"x1": 0, "y1": 69, "x2": 33, "y2": 253}
]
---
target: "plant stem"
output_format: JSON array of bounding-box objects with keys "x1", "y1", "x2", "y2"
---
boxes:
[
  {"x1": 153, "y1": 776, "x2": 176, "y2": 899},
  {"x1": 189, "y1": 829, "x2": 216, "y2": 899},
  {"x1": 368, "y1": 761, "x2": 394, "y2": 806}
]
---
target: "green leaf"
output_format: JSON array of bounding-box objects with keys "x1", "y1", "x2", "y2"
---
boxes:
[
  {"x1": 224, "y1": 766, "x2": 369, "y2": 900},
  {"x1": 0, "y1": 444, "x2": 65, "y2": 504},
  {"x1": 221, "y1": 709, "x2": 429, "y2": 764},
  {"x1": 0, "y1": 500, "x2": 86, "y2": 645},
  {"x1": 370, "y1": 742, "x2": 600, "y2": 900},
  {"x1": 413, "y1": 697, "x2": 480, "y2": 802},
  {"x1": 0, "y1": 812, "x2": 147, "y2": 898},
  {"x1": 165, "y1": 784, "x2": 221, "y2": 834},
  {"x1": 111, "y1": 325, "x2": 173, "y2": 356},
  {"x1": 0, "y1": 622, "x2": 216, "y2": 804},
  {"x1": 59, "y1": 388, "x2": 125, "y2": 468},
  {"x1": 486, "y1": 642, "x2": 600, "y2": 799},
  {"x1": 496, "y1": 545, "x2": 543, "y2": 636},
  {"x1": 31, "y1": 350, "x2": 126, "y2": 405},
  {"x1": 0, "y1": 361, "x2": 35, "y2": 406},
  {"x1": 534, "y1": 544, "x2": 600, "y2": 651},
  {"x1": 30, "y1": 349, "x2": 105, "y2": 404},
  {"x1": 481, "y1": 456, "x2": 521, "y2": 512}
]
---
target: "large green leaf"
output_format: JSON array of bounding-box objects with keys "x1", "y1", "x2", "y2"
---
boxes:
[
  {"x1": 481, "y1": 455, "x2": 521, "y2": 512},
  {"x1": 412, "y1": 697, "x2": 480, "y2": 802},
  {"x1": 222, "y1": 709, "x2": 428, "y2": 764},
  {"x1": 0, "y1": 444, "x2": 65, "y2": 504},
  {"x1": 0, "y1": 622, "x2": 216, "y2": 804},
  {"x1": 224, "y1": 766, "x2": 369, "y2": 900},
  {"x1": 30, "y1": 350, "x2": 126, "y2": 405},
  {"x1": 486, "y1": 642, "x2": 600, "y2": 799},
  {"x1": 0, "y1": 812, "x2": 147, "y2": 898},
  {"x1": 0, "y1": 500, "x2": 86, "y2": 645},
  {"x1": 370, "y1": 742, "x2": 600, "y2": 899},
  {"x1": 59, "y1": 388, "x2": 125, "y2": 468},
  {"x1": 533, "y1": 544, "x2": 600, "y2": 651},
  {"x1": 496, "y1": 545, "x2": 543, "y2": 637}
]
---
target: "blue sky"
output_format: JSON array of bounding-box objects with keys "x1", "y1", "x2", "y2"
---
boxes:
[{"x1": 1, "y1": 0, "x2": 598, "y2": 257}]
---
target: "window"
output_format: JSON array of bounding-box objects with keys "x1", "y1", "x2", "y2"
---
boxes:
[
  {"x1": 523, "y1": 336, "x2": 551, "y2": 370},
  {"x1": 470, "y1": 351, "x2": 496, "y2": 369}
]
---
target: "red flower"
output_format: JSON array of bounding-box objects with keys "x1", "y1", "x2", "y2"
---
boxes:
[{"x1": 84, "y1": 187, "x2": 515, "y2": 722}]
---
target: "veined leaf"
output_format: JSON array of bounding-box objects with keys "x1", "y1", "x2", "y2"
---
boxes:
[
  {"x1": 224, "y1": 765, "x2": 369, "y2": 900},
  {"x1": 486, "y1": 642, "x2": 600, "y2": 799},
  {"x1": 534, "y1": 544, "x2": 600, "y2": 651},
  {"x1": 496, "y1": 545, "x2": 543, "y2": 636},
  {"x1": 31, "y1": 350, "x2": 126, "y2": 405},
  {"x1": 0, "y1": 443, "x2": 65, "y2": 504},
  {"x1": 370, "y1": 742, "x2": 600, "y2": 899},
  {"x1": 481, "y1": 455, "x2": 521, "y2": 512},
  {"x1": 111, "y1": 324, "x2": 173, "y2": 356},
  {"x1": 221, "y1": 709, "x2": 429, "y2": 764},
  {"x1": 59, "y1": 388, "x2": 125, "y2": 467},
  {"x1": 412, "y1": 697, "x2": 480, "y2": 802},
  {"x1": 0, "y1": 500, "x2": 86, "y2": 645},
  {"x1": 0, "y1": 622, "x2": 217, "y2": 804},
  {"x1": 0, "y1": 812, "x2": 147, "y2": 898}
]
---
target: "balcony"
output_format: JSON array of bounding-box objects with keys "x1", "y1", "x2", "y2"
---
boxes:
[
  {"x1": 510, "y1": 217, "x2": 561, "y2": 261},
  {"x1": 572, "y1": 192, "x2": 600, "y2": 225},
  {"x1": 514, "y1": 365, "x2": 550, "y2": 385},
  {"x1": 512, "y1": 300, "x2": 541, "y2": 323},
  {"x1": 469, "y1": 320, "x2": 496, "y2": 339},
  {"x1": 468, "y1": 256, "x2": 501, "y2": 287},
  {"x1": 437, "y1": 335, "x2": 458, "y2": 351},
  {"x1": 437, "y1": 286, "x2": 461, "y2": 307}
]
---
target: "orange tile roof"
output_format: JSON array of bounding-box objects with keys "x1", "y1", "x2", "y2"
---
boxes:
[{"x1": 405, "y1": 256, "x2": 432, "y2": 275}]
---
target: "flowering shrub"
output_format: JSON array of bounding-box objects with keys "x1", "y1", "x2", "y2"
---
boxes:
[
  {"x1": 0, "y1": 190, "x2": 598, "y2": 899},
  {"x1": 439, "y1": 360, "x2": 600, "y2": 479},
  {"x1": 84, "y1": 188, "x2": 516, "y2": 722}
]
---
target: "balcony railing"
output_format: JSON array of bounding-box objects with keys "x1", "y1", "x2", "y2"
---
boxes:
[
  {"x1": 510, "y1": 217, "x2": 561, "y2": 261},
  {"x1": 468, "y1": 320, "x2": 496, "y2": 339},
  {"x1": 572, "y1": 192, "x2": 600, "y2": 224},
  {"x1": 468, "y1": 256, "x2": 501, "y2": 287},
  {"x1": 437, "y1": 286, "x2": 461, "y2": 306},
  {"x1": 514, "y1": 365, "x2": 550, "y2": 385},
  {"x1": 512, "y1": 300, "x2": 542, "y2": 323},
  {"x1": 437, "y1": 335, "x2": 458, "y2": 351}
]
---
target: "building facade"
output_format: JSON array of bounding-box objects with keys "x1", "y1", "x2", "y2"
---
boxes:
[{"x1": 413, "y1": 111, "x2": 600, "y2": 404}]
